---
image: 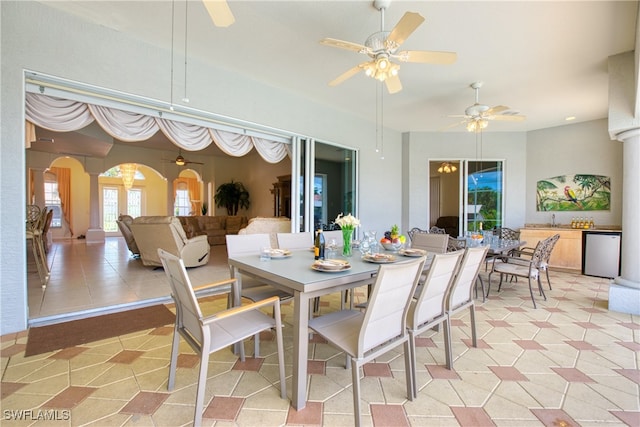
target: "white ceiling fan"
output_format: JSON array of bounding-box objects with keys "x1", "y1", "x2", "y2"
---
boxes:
[
  {"x1": 202, "y1": 0, "x2": 235, "y2": 27},
  {"x1": 320, "y1": 0, "x2": 457, "y2": 94},
  {"x1": 164, "y1": 150, "x2": 204, "y2": 166},
  {"x1": 446, "y1": 82, "x2": 526, "y2": 132}
]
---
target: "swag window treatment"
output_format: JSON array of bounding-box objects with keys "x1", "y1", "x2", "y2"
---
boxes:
[{"x1": 25, "y1": 93, "x2": 289, "y2": 163}]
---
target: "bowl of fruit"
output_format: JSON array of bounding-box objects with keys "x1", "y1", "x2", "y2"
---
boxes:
[{"x1": 380, "y1": 225, "x2": 406, "y2": 251}]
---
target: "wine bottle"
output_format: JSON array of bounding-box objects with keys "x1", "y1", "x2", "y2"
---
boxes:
[{"x1": 314, "y1": 229, "x2": 325, "y2": 260}]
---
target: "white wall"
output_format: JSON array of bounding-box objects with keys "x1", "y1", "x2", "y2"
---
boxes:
[
  {"x1": 404, "y1": 131, "x2": 528, "y2": 231},
  {"x1": 0, "y1": 1, "x2": 401, "y2": 333},
  {"x1": 526, "y1": 119, "x2": 623, "y2": 227}
]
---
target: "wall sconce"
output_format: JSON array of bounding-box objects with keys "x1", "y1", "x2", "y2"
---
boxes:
[
  {"x1": 437, "y1": 162, "x2": 457, "y2": 174},
  {"x1": 120, "y1": 163, "x2": 138, "y2": 189}
]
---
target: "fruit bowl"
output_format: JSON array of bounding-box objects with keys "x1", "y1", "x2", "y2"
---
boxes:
[{"x1": 381, "y1": 241, "x2": 404, "y2": 251}]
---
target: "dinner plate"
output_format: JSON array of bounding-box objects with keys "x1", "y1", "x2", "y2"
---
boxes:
[
  {"x1": 269, "y1": 249, "x2": 291, "y2": 258},
  {"x1": 363, "y1": 254, "x2": 397, "y2": 263},
  {"x1": 311, "y1": 264, "x2": 352, "y2": 273},
  {"x1": 311, "y1": 259, "x2": 350, "y2": 272},
  {"x1": 398, "y1": 248, "x2": 426, "y2": 257}
]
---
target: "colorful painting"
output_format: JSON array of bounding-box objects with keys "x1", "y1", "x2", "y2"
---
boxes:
[{"x1": 536, "y1": 174, "x2": 610, "y2": 211}]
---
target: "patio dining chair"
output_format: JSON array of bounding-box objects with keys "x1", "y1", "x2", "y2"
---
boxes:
[
  {"x1": 158, "y1": 249, "x2": 287, "y2": 427},
  {"x1": 226, "y1": 233, "x2": 294, "y2": 355},
  {"x1": 406, "y1": 251, "x2": 463, "y2": 398},
  {"x1": 487, "y1": 234, "x2": 559, "y2": 308},
  {"x1": 445, "y1": 246, "x2": 488, "y2": 369},
  {"x1": 308, "y1": 256, "x2": 426, "y2": 427}
]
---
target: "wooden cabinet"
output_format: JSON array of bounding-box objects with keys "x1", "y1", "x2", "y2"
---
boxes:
[
  {"x1": 271, "y1": 175, "x2": 291, "y2": 218},
  {"x1": 519, "y1": 228, "x2": 583, "y2": 271}
]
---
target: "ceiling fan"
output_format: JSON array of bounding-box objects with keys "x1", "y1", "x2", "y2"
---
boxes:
[
  {"x1": 446, "y1": 82, "x2": 526, "y2": 132},
  {"x1": 202, "y1": 0, "x2": 235, "y2": 27},
  {"x1": 320, "y1": 0, "x2": 456, "y2": 94},
  {"x1": 164, "y1": 150, "x2": 204, "y2": 166}
]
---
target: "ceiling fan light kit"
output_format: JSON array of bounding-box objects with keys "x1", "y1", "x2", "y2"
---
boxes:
[{"x1": 321, "y1": 0, "x2": 456, "y2": 94}]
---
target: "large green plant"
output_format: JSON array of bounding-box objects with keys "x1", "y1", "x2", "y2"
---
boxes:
[{"x1": 214, "y1": 180, "x2": 250, "y2": 216}]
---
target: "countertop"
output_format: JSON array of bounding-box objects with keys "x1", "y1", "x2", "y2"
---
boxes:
[{"x1": 523, "y1": 224, "x2": 622, "y2": 232}]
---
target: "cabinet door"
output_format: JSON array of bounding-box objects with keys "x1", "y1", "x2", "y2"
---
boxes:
[{"x1": 519, "y1": 229, "x2": 582, "y2": 271}]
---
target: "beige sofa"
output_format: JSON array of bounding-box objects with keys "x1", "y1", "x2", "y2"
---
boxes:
[
  {"x1": 178, "y1": 215, "x2": 248, "y2": 246},
  {"x1": 239, "y1": 217, "x2": 291, "y2": 248},
  {"x1": 129, "y1": 216, "x2": 210, "y2": 267}
]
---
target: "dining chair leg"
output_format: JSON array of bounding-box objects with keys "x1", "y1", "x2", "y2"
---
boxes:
[
  {"x1": 167, "y1": 325, "x2": 181, "y2": 391},
  {"x1": 469, "y1": 305, "x2": 477, "y2": 348},
  {"x1": 403, "y1": 340, "x2": 414, "y2": 401},
  {"x1": 444, "y1": 317, "x2": 453, "y2": 370},
  {"x1": 194, "y1": 352, "x2": 209, "y2": 427},
  {"x1": 351, "y1": 359, "x2": 362, "y2": 427},
  {"x1": 408, "y1": 331, "x2": 418, "y2": 399},
  {"x1": 527, "y1": 277, "x2": 537, "y2": 309}
]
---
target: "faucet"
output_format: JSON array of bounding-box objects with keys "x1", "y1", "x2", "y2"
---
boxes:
[{"x1": 552, "y1": 214, "x2": 556, "y2": 227}]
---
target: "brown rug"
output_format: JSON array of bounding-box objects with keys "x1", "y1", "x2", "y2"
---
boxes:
[{"x1": 25, "y1": 305, "x2": 176, "y2": 357}]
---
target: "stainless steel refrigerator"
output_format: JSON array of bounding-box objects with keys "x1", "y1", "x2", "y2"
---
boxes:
[{"x1": 582, "y1": 231, "x2": 622, "y2": 279}]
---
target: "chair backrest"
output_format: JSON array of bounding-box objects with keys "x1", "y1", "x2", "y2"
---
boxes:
[
  {"x1": 447, "y1": 246, "x2": 489, "y2": 311},
  {"x1": 407, "y1": 227, "x2": 429, "y2": 241},
  {"x1": 42, "y1": 209, "x2": 54, "y2": 234},
  {"x1": 276, "y1": 232, "x2": 313, "y2": 250},
  {"x1": 495, "y1": 227, "x2": 521, "y2": 241},
  {"x1": 158, "y1": 248, "x2": 204, "y2": 344},
  {"x1": 410, "y1": 251, "x2": 464, "y2": 329},
  {"x1": 429, "y1": 226, "x2": 447, "y2": 234},
  {"x1": 359, "y1": 257, "x2": 425, "y2": 357},
  {"x1": 411, "y1": 233, "x2": 449, "y2": 254},
  {"x1": 129, "y1": 216, "x2": 189, "y2": 264},
  {"x1": 536, "y1": 233, "x2": 560, "y2": 268},
  {"x1": 226, "y1": 233, "x2": 271, "y2": 257},
  {"x1": 447, "y1": 236, "x2": 466, "y2": 252}
]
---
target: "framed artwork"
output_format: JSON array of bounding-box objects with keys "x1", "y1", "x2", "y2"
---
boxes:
[{"x1": 536, "y1": 174, "x2": 610, "y2": 211}]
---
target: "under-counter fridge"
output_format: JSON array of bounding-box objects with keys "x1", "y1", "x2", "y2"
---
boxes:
[{"x1": 582, "y1": 231, "x2": 622, "y2": 279}]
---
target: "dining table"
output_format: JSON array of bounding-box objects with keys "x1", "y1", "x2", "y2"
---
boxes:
[{"x1": 227, "y1": 248, "x2": 425, "y2": 410}]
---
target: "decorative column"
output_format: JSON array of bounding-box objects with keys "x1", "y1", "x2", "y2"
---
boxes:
[
  {"x1": 609, "y1": 128, "x2": 640, "y2": 314},
  {"x1": 30, "y1": 168, "x2": 46, "y2": 207},
  {"x1": 85, "y1": 172, "x2": 105, "y2": 243}
]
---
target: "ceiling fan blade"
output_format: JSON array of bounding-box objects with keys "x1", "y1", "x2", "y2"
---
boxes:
[
  {"x1": 202, "y1": 0, "x2": 235, "y2": 28},
  {"x1": 397, "y1": 50, "x2": 457, "y2": 64},
  {"x1": 485, "y1": 105, "x2": 509, "y2": 115},
  {"x1": 186, "y1": 161, "x2": 205, "y2": 165},
  {"x1": 440, "y1": 120, "x2": 467, "y2": 131},
  {"x1": 320, "y1": 38, "x2": 367, "y2": 53},
  {"x1": 447, "y1": 114, "x2": 470, "y2": 119},
  {"x1": 490, "y1": 114, "x2": 526, "y2": 122},
  {"x1": 386, "y1": 12, "x2": 425, "y2": 48},
  {"x1": 328, "y1": 63, "x2": 367, "y2": 86},
  {"x1": 385, "y1": 74, "x2": 402, "y2": 94}
]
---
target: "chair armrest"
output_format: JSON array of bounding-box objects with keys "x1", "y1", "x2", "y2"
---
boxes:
[
  {"x1": 186, "y1": 235, "x2": 209, "y2": 245},
  {"x1": 202, "y1": 296, "x2": 280, "y2": 324},
  {"x1": 192, "y1": 278, "x2": 237, "y2": 293},
  {"x1": 491, "y1": 255, "x2": 535, "y2": 269}
]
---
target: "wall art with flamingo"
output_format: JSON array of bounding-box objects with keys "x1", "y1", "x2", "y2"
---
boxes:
[{"x1": 536, "y1": 174, "x2": 610, "y2": 211}]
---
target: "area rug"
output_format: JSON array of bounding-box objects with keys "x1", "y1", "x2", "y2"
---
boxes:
[{"x1": 25, "y1": 305, "x2": 175, "y2": 357}]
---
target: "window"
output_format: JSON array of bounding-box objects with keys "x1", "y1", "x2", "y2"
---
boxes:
[
  {"x1": 466, "y1": 160, "x2": 504, "y2": 232},
  {"x1": 174, "y1": 183, "x2": 191, "y2": 216},
  {"x1": 44, "y1": 177, "x2": 62, "y2": 228},
  {"x1": 127, "y1": 188, "x2": 142, "y2": 218},
  {"x1": 103, "y1": 187, "x2": 119, "y2": 232}
]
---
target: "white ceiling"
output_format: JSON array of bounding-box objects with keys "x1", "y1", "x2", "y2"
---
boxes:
[{"x1": 38, "y1": 0, "x2": 637, "y2": 134}]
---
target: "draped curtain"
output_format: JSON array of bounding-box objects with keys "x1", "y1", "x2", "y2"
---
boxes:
[
  {"x1": 50, "y1": 167, "x2": 73, "y2": 236},
  {"x1": 25, "y1": 93, "x2": 289, "y2": 163},
  {"x1": 185, "y1": 177, "x2": 202, "y2": 215}
]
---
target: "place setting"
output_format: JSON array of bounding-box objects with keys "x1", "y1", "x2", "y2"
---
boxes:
[
  {"x1": 398, "y1": 248, "x2": 427, "y2": 257},
  {"x1": 311, "y1": 258, "x2": 351, "y2": 272},
  {"x1": 362, "y1": 253, "x2": 397, "y2": 264}
]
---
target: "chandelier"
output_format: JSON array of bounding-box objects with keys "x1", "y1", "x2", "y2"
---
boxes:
[
  {"x1": 364, "y1": 54, "x2": 400, "y2": 82},
  {"x1": 437, "y1": 162, "x2": 457, "y2": 174},
  {"x1": 120, "y1": 163, "x2": 138, "y2": 189},
  {"x1": 466, "y1": 118, "x2": 489, "y2": 132}
]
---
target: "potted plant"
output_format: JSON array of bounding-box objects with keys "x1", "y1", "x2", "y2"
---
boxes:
[{"x1": 214, "y1": 180, "x2": 250, "y2": 216}]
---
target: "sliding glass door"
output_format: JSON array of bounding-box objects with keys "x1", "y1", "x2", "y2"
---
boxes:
[{"x1": 465, "y1": 160, "x2": 504, "y2": 232}]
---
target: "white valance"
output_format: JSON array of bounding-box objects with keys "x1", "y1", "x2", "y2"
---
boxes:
[{"x1": 25, "y1": 93, "x2": 289, "y2": 163}]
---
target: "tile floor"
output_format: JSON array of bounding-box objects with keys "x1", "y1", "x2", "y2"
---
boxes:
[{"x1": 5, "y1": 239, "x2": 639, "y2": 426}]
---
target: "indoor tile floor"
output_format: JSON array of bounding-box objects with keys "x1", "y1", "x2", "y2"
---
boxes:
[{"x1": 4, "y1": 238, "x2": 639, "y2": 426}]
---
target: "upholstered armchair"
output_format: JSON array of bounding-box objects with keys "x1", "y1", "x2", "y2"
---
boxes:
[
  {"x1": 129, "y1": 216, "x2": 210, "y2": 267},
  {"x1": 238, "y1": 217, "x2": 291, "y2": 248},
  {"x1": 116, "y1": 214, "x2": 140, "y2": 257}
]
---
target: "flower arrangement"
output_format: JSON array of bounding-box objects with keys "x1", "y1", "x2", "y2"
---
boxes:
[
  {"x1": 334, "y1": 213, "x2": 360, "y2": 230},
  {"x1": 334, "y1": 213, "x2": 359, "y2": 257}
]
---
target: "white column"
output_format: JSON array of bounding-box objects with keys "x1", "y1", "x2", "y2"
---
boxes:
[
  {"x1": 609, "y1": 128, "x2": 640, "y2": 315},
  {"x1": 31, "y1": 167, "x2": 46, "y2": 207},
  {"x1": 85, "y1": 172, "x2": 105, "y2": 243}
]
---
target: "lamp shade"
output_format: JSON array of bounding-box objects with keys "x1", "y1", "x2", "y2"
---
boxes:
[{"x1": 437, "y1": 162, "x2": 457, "y2": 174}]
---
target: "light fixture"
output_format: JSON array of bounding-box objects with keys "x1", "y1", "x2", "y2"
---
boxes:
[
  {"x1": 175, "y1": 155, "x2": 186, "y2": 166},
  {"x1": 120, "y1": 163, "x2": 138, "y2": 189},
  {"x1": 466, "y1": 118, "x2": 488, "y2": 132},
  {"x1": 364, "y1": 54, "x2": 400, "y2": 82},
  {"x1": 437, "y1": 162, "x2": 457, "y2": 174}
]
